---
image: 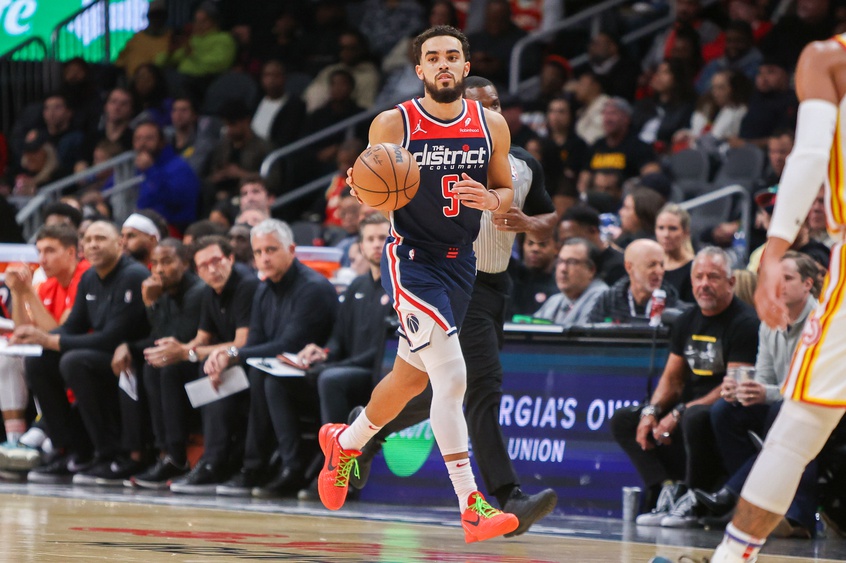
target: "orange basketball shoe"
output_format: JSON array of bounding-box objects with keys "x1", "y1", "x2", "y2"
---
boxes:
[
  {"x1": 317, "y1": 423, "x2": 361, "y2": 511},
  {"x1": 461, "y1": 491, "x2": 519, "y2": 543}
]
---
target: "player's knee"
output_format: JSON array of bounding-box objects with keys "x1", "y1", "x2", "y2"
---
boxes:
[{"x1": 765, "y1": 400, "x2": 844, "y2": 463}]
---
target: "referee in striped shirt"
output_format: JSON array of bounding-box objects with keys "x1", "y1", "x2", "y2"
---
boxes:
[{"x1": 352, "y1": 77, "x2": 560, "y2": 536}]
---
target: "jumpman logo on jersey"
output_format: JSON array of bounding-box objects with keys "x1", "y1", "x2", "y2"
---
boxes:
[{"x1": 412, "y1": 120, "x2": 427, "y2": 135}]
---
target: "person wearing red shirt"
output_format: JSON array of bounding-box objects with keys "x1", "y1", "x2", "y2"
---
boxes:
[{"x1": 0, "y1": 224, "x2": 88, "y2": 474}]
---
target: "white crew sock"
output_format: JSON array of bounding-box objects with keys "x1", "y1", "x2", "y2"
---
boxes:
[
  {"x1": 446, "y1": 458, "x2": 477, "y2": 512},
  {"x1": 711, "y1": 523, "x2": 764, "y2": 562},
  {"x1": 338, "y1": 409, "x2": 382, "y2": 452}
]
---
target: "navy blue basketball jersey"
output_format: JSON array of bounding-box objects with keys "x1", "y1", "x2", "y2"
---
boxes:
[{"x1": 393, "y1": 98, "x2": 493, "y2": 249}]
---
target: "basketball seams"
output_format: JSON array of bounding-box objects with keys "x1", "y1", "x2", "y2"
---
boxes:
[{"x1": 353, "y1": 143, "x2": 420, "y2": 211}]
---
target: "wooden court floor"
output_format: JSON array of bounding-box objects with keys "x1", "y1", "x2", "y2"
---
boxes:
[{"x1": 1, "y1": 484, "x2": 845, "y2": 562}]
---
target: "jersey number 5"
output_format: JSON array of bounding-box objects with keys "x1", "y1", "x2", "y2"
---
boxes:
[{"x1": 442, "y1": 174, "x2": 460, "y2": 217}]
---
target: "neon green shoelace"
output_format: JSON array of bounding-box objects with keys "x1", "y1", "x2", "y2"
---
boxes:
[
  {"x1": 333, "y1": 451, "x2": 360, "y2": 487},
  {"x1": 469, "y1": 495, "x2": 501, "y2": 519}
]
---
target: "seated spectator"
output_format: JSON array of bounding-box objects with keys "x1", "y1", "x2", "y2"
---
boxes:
[
  {"x1": 558, "y1": 204, "x2": 626, "y2": 286},
  {"x1": 13, "y1": 130, "x2": 61, "y2": 195},
  {"x1": 695, "y1": 251, "x2": 820, "y2": 535},
  {"x1": 57, "y1": 58, "x2": 100, "y2": 136},
  {"x1": 302, "y1": 70, "x2": 366, "y2": 174},
  {"x1": 534, "y1": 237, "x2": 608, "y2": 327},
  {"x1": 642, "y1": 0, "x2": 723, "y2": 72},
  {"x1": 238, "y1": 180, "x2": 275, "y2": 216},
  {"x1": 165, "y1": 97, "x2": 218, "y2": 177},
  {"x1": 538, "y1": 97, "x2": 586, "y2": 199},
  {"x1": 328, "y1": 192, "x2": 366, "y2": 260},
  {"x1": 732, "y1": 268, "x2": 757, "y2": 307},
  {"x1": 758, "y1": 0, "x2": 833, "y2": 70},
  {"x1": 115, "y1": 0, "x2": 171, "y2": 78},
  {"x1": 76, "y1": 88, "x2": 135, "y2": 171},
  {"x1": 588, "y1": 238, "x2": 679, "y2": 324},
  {"x1": 133, "y1": 121, "x2": 201, "y2": 234},
  {"x1": 507, "y1": 234, "x2": 559, "y2": 317},
  {"x1": 324, "y1": 140, "x2": 364, "y2": 228},
  {"x1": 77, "y1": 139, "x2": 124, "y2": 193},
  {"x1": 588, "y1": 31, "x2": 639, "y2": 101},
  {"x1": 584, "y1": 170, "x2": 625, "y2": 214},
  {"x1": 168, "y1": 236, "x2": 258, "y2": 494},
  {"x1": 466, "y1": 0, "x2": 527, "y2": 87},
  {"x1": 500, "y1": 95, "x2": 538, "y2": 150},
  {"x1": 677, "y1": 69, "x2": 752, "y2": 157},
  {"x1": 121, "y1": 213, "x2": 161, "y2": 267},
  {"x1": 656, "y1": 204, "x2": 695, "y2": 302},
  {"x1": 182, "y1": 220, "x2": 226, "y2": 247},
  {"x1": 297, "y1": 214, "x2": 392, "y2": 427},
  {"x1": 578, "y1": 98, "x2": 659, "y2": 194},
  {"x1": 614, "y1": 187, "x2": 665, "y2": 249},
  {"x1": 120, "y1": 240, "x2": 206, "y2": 489},
  {"x1": 205, "y1": 220, "x2": 337, "y2": 498},
  {"x1": 155, "y1": 2, "x2": 236, "y2": 101},
  {"x1": 573, "y1": 70, "x2": 609, "y2": 146},
  {"x1": 357, "y1": 0, "x2": 424, "y2": 57},
  {"x1": 808, "y1": 186, "x2": 834, "y2": 248},
  {"x1": 43, "y1": 201, "x2": 83, "y2": 230},
  {"x1": 610, "y1": 247, "x2": 758, "y2": 523},
  {"x1": 631, "y1": 59, "x2": 696, "y2": 154},
  {"x1": 251, "y1": 60, "x2": 306, "y2": 148},
  {"x1": 520, "y1": 55, "x2": 571, "y2": 119},
  {"x1": 228, "y1": 223, "x2": 254, "y2": 268},
  {"x1": 210, "y1": 201, "x2": 237, "y2": 230},
  {"x1": 0, "y1": 225, "x2": 89, "y2": 473},
  {"x1": 747, "y1": 187, "x2": 831, "y2": 271},
  {"x1": 694, "y1": 20, "x2": 762, "y2": 95},
  {"x1": 130, "y1": 64, "x2": 172, "y2": 128},
  {"x1": 20, "y1": 221, "x2": 151, "y2": 484},
  {"x1": 40, "y1": 92, "x2": 86, "y2": 174},
  {"x1": 733, "y1": 58, "x2": 798, "y2": 149},
  {"x1": 205, "y1": 101, "x2": 271, "y2": 207},
  {"x1": 727, "y1": 0, "x2": 772, "y2": 43},
  {"x1": 302, "y1": 29, "x2": 380, "y2": 113}
]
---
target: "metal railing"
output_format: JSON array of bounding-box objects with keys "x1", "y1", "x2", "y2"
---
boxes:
[
  {"x1": 0, "y1": 38, "x2": 58, "y2": 137},
  {"x1": 52, "y1": 0, "x2": 111, "y2": 62},
  {"x1": 679, "y1": 184, "x2": 751, "y2": 263},
  {"x1": 508, "y1": 0, "x2": 675, "y2": 95},
  {"x1": 16, "y1": 151, "x2": 139, "y2": 241}
]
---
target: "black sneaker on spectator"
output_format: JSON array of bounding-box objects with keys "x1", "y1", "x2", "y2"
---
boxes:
[
  {"x1": 27, "y1": 454, "x2": 93, "y2": 484},
  {"x1": 130, "y1": 457, "x2": 190, "y2": 490},
  {"x1": 252, "y1": 467, "x2": 305, "y2": 499},
  {"x1": 297, "y1": 478, "x2": 319, "y2": 501},
  {"x1": 73, "y1": 457, "x2": 148, "y2": 487},
  {"x1": 169, "y1": 461, "x2": 227, "y2": 495},
  {"x1": 216, "y1": 466, "x2": 267, "y2": 497}
]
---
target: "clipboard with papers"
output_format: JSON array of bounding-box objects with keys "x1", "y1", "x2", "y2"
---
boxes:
[
  {"x1": 246, "y1": 353, "x2": 306, "y2": 377},
  {"x1": 184, "y1": 365, "x2": 250, "y2": 408}
]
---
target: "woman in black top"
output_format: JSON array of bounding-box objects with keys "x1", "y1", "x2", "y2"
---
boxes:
[{"x1": 656, "y1": 203, "x2": 695, "y2": 302}]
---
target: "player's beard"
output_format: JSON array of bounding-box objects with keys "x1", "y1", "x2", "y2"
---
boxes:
[{"x1": 424, "y1": 73, "x2": 464, "y2": 103}]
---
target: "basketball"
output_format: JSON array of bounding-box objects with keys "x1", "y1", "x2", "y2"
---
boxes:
[{"x1": 351, "y1": 143, "x2": 420, "y2": 211}]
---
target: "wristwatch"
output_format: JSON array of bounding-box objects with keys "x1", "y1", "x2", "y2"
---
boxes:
[
  {"x1": 640, "y1": 404, "x2": 660, "y2": 419},
  {"x1": 671, "y1": 403, "x2": 687, "y2": 421},
  {"x1": 187, "y1": 348, "x2": 198, "y2": 363},
  {"x1": 226, "y1": 346, "x2": 239, "y2": 359}
]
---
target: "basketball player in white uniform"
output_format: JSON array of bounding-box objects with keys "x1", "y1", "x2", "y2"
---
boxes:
[{"x1": 710, "y1": 36, "x2": 846, "y2": 562}]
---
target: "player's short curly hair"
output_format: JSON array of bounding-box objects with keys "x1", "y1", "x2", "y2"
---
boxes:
[{"x1": 412, "y1": 25, "x2": 470, "y2": 66}]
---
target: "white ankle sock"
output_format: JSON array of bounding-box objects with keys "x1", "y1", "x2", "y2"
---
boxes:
[
  {"x1": 712, "y1": 522, "x2": 765, "y2": 562},
  {"x1": 338, "y1": 409, "x2": 381, "y2": 451},
  {"x1": 446, "y1": 458, "x2": 477, "y2": 511}
]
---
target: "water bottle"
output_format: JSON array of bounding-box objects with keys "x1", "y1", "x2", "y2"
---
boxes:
[
  {"x1": 599, "y1": 213, "x2": 620, "y2": 244},
  {"x1": 731, "y1": 229, "x2": 747, "y2": 268},
  {"x1": 649, "y1": 289, "x2": 666, "y2": 327}
]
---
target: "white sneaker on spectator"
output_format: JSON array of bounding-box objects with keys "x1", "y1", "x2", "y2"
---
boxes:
[
  {"x1": 636, "y1": 483, "x2": 680, "y2": 526},
  {"x1": 661, "y1": 490, "x2": 702, "y2": 528},
  {"x1": 18, "y1": 427, "x2": 47, "y2": 450}
]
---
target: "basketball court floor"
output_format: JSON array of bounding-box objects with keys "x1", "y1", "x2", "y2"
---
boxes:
[{"x1": 1, "y1": 483, "x2": 844, "y2": 562}]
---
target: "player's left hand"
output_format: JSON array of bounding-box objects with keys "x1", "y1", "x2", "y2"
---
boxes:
[
  {"x1": 755, "y1": 245, "x2": 790, "y2": 330},
  {"x1": 453, "y1": 173, "x2": 496, "y2": 211},
  {"x1": 492, "y1": 206, "x2": 530, "y2": 232}
]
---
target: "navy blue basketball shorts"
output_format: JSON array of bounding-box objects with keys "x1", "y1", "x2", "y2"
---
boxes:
[{"x1": 381, "y1": 238, "x2": 475, "y2": 353}]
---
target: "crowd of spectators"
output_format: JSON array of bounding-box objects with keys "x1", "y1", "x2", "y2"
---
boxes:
[{"x1": 0, "y1": 0, "x2": 844, "y2": 540}]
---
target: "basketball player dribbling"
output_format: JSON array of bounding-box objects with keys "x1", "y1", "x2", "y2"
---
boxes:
[
  {"x1": 316, "y1": 25, "x2": 518, "y2": 543},
  {"x1": 708, "y1": 37, "x2": 846, "y2": 563}
]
